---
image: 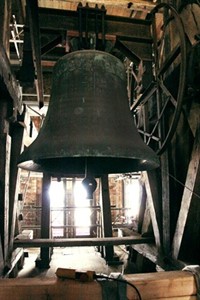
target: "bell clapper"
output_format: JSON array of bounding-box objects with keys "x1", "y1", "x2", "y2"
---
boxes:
[{"x1": 82, "y1": 159, "x2": 97, "y2": 199}]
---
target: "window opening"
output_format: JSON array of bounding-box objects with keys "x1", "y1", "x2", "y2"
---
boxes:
[
  {"x1": 49, "y1": 180, "x2": 64, "y2": 238},
  {"x1": 73, "y1": 179, "x2": 91, "y2": 236}
]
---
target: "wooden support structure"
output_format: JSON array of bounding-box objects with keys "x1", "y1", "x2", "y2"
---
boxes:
[
  {"x1": 0, "y1": 270, "x2": 197, "y2": 299},
  {"x1": 100, "y1": 174, "x2": 115, "y2": 263},
  {"x1": 38, "y1": 7, "x2": 153, "y2": 60},
  {"x1": 161, "y1": 151, "x2": 170, "y2": 255},
  {"x1": 8, "y1": 109, "x2": 26, "y2": 254},
  {"x1": 172, "y1": 125, "x2": 200, "y2": 259},
  {"x1": 0, "y1": 40, "x2": 22, "y2": 114},
  {"x1": 0, "y1": 31, "x2": 23, "y2": 276},
  {"x1": 26, "y1": 0, "x2": 44, "y2": 108},
  {"x1": 144, "y1": 171, "x2": 162, "y2": 249},
  {"x1": 0, "y1": 0, "x2": 12, "y2": 55},
  {"x1": 14, "y1": 234, "x2": 154, "y2": 248},
  {"x1": 36, "y1": 173, "x2": 51, "y2": 269},
  {"x1": 0, "y1": 101, "x2": 11, "y2": 266}
]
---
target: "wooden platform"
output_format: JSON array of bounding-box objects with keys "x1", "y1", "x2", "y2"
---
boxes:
[{"x1": 0, "y1": 270, "x2": 197, "y2": 299}]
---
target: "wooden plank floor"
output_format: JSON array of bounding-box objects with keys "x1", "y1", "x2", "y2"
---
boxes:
[{"x1": 18, "y1": 246, "x2": 129, "y2": 278}]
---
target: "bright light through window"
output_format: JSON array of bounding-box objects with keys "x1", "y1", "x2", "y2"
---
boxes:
[
  {"x1": 73, "y1": 181, "x2": 87, "y2": 205},
  {"x1": 49, "y1": 181, "x2": 64, "y2": 207},
  {"x1": 49, "y1": 181, "x2": 64, "y2": 238},
  {"x1": 74, "y1": 180, "x2": 91, "y2": 236},
  {"x1": 125, "y1": 179, "x2": 141, "y2": 222}
]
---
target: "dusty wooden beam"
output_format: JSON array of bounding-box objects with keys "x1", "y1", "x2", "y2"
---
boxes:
[
  {"x1": 115, "y1": 39, "x2": 141, "y2": 63},
  {"x1": 0, "y1": 41, "x2": 22, "y2": 113},
  {"x1": 0, "y1": 0, "x2": 12, "y2": 55},
  {"x1": 161, "y1": 151, "x2": 170, "y2": 255},
  {"x1": 37, "y1": 173, "x2": 51, "y2": 268},
  {"x1": 172, "y1": 126, "x2": 200, "y2": 259},
  {"x1": 100, "y1": 174, "x2": 114, "y2": 261},
  {"x1": 38, "y1": 7, "x2": 152, "y2": 41},
  {"x1": 0, "y1": 270, "x2": 197, "y2": 299},
  {"x1": 125, "y1": 271, "x2": 197, "y2": 299},
  {"x1": 27, "y1": 0, "x2": 44, "y2": 108},
  {"x1": 14, "y1": 235, "x2": 154, "y2": 248},
  {"x1": 144, "y1": 171, "x2": 162, "y2": 249},
  {"x1": 39, "y1": 0, "x2": 156, "y2": 10}
]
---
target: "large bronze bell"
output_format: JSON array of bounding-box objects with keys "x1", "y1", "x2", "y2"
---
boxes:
[{"x1": 18, "y1": 50, "x2": 159, "y2": 177}]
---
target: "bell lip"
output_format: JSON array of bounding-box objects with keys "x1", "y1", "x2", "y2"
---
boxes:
[{"x1": 18, "y1": 155, "x2": 160, "y2": 177}]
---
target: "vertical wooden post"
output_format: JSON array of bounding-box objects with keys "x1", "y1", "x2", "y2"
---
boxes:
[
  {"x1": 0, "y1": 100, "x2": 10, "y2": 267},
  {"x1": 144, "y1": 171, "x2": 161, "y2": 249},
  {"x1": 9, "y1": 110, "x2": 26, "y2": 253},
  {"x1": 100, "y1": 174, "x2": 114, "y2": 262},
  {"x1": 161, "y1": 152, "x2": 170, "y2": 254},
  {"x1": 63, "y1": 179, "x2": 67, "y2": 238},
  {"x1": 0, "y1": 0, "x2": 12, "y2": 56},
  {"x1": 172, "y1": 126, "x2": 200, "y2": 259},
  {"x1": 36, "y1": 173, "x2": 51, "y2": 268}
]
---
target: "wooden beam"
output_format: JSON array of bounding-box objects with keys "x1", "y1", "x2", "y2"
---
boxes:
[
  {"x1": 14, "y1": 235, "x2": 154, "y2": 248},
  {"x1": 8, "y1": 110, "x2": 26, "y2": 253},
  {"x1": 0, "y1": 270, "x2": 197, "y2": 299},
  {"x1": 100, "y1": 175, "x2": 114, "y2": 262},
  {"x1": 39, "y1": 0, "x2": 156, "y2": 11},
  {"x1": 38, "y1": 7, "x2": 152, "y2": 41},
  {"x1": 37, "y1": 173, "x2": 51, "y2": 268},
  {"x1": 161, "y1": 151, "x2": 170, "y2": 254},
  {"x1": 125, "y1": 271, "x2": 197, "y2": 299},
  {"x1": 0, "y1": 100, "x2": 11, "y2": 264},
  {"x1": 0, "y1": 0, "x2": 12, "y2": 55},
  {"x1": 172, "y1": 126, "x2": 200, "y2": 259},
  {"x1": 115, "y1": 39, "x2": 141, "y2": 63},
  {"x1": 0, "y1": 133, "x2": 11, "y2": 262},
  {"x1": 18, "y1": 26, "x2": 35, "y2": 87},
  {"x1": 0, "y1": 41, "x2": 22, "y2": 113},
  {"x1": 144, "y1": 171, "x2": 162, "y2": 248},
  {"x1": 27, "y1": 0, "x2": 44, "y2": 108}
]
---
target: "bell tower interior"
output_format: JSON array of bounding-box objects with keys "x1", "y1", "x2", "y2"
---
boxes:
[{"x1": 0, "y1": 0, "x2": 200, "y2": 298}]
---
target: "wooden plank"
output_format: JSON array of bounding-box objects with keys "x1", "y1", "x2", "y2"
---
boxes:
[
  {"x1": 180, "y1": 4, "x2": 200, "y2": 46},
  {"x1": 38, "y1": 7, "x2": 152, "y2": 41},
  {"x1": 144, "y1": 172, "x2": 161, "y2": 248},
  {"x1": 0, "y1": 270, "x2": 197, "y2": 299},
  {"x1": 0, "y1": 41, "x2": 22, "y2": 113},
  {"x1": 131, "y1": 243, "x2": 158, "y2": 265},
  {"x1": 38, "y1": 173, "x2": 51, "y2": 268},
  {"x1": 14, "y1": 235, "x2": 154, "y2": 248},
  {"x1": 161, "y1": 152, "x2": 170, "y2": 254},
  {"x1": 0, "y1": 0, "x2": 11, "y2": 54},
  {"x1": 172, "y1": 126, "x2": 200, "y2": 259},
  {"x1": 100, "y1": 175, "x2": 114, "y2": 261},
  {"x1": 27, "y1": 0, "x2": 44, "y2": 108},
  {"x1": 0, "y1": 236, "x2": 4, "y2": 276},
  {"x1": 9, "y1": 110, "x2": 26, "y2": 252},
  {"x1": 39, "y1": 0, "x2": 156, "y2": 11},
  {"x1": 4, "y1": 248, "x2": 24, "y2": 278},
  {"x1": 125, "y1": 271, "x2": 196, "y2": 299},
  {"x1": 0, "y1": 134, "x2": 10, "y2": 261},
  {"x1": 120, "y1": 40, "x2": 153, "y2": 61}
]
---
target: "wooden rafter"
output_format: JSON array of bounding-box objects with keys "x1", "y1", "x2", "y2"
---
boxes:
[
  {"x1": 26, "y1": 0, "x2": 44, "y2": 108},
  {"x1": 172, "y1": 125, "x2": 200, "y2": 259}
]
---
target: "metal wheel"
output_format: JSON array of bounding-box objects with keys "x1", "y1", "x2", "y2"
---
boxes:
[{"x1": 130, "y1": 3, "x2": 187, "y2": 155}]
